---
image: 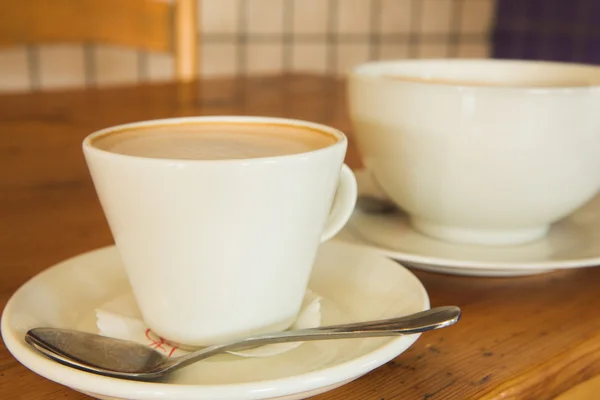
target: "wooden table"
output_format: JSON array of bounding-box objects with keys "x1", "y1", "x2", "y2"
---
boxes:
[{"x1": 1, "y1": 75, "x2": 600, "y2": 400}]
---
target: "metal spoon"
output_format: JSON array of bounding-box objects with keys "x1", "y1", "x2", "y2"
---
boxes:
[
  {"x1": 25, "y1": 305, "x2": 460, "y2": 381},
  {"x1": 356, "y1": 195, "x2": 398, "y2": 214}
]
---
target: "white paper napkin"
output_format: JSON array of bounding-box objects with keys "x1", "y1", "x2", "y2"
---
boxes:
[{"x1": 95, "y1": 290, "x2": 322, "y2": 358}]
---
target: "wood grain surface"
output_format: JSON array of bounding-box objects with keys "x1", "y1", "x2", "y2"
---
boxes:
[{"x1": 1, "y1": 75, "x2": 600, "y2": 400}]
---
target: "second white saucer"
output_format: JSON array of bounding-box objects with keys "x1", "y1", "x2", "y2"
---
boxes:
[{"x1": 334, "y1": 170, "x2": 600, "y2": 277}]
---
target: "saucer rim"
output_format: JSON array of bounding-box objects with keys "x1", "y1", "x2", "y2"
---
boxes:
[
  {"x1": 345, "y1": 221, "x2": 600, "y2": 270},
  {"x1": 2, "y1": 242, "x2": 429, "y2": 400},
  {"x1": 347, "y1": 170, "x2": 600, "y2": 271}
]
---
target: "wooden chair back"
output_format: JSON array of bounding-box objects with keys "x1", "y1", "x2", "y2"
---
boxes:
[{"x1": 0, "y1": 0, "x2": 198, "y2": 82}]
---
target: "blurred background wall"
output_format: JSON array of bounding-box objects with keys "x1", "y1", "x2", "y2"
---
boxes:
[{"x1": 0, "y1": 0, "x2": 596, "y2": 93}]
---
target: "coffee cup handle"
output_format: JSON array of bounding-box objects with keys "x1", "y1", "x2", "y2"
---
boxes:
[{"x1": 321, "y1": 164, "x2": 358, "y2": 242}]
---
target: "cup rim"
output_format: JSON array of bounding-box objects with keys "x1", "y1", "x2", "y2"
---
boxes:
[
  {"x1": 82, "y1": 116, "x2": 347, "y2": 164},
  {"x1": 349, "y1": 58, "x2": 600, "y2": 93}
]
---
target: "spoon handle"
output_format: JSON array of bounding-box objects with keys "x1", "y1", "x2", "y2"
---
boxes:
[
  {"x1": 170, "y1": 306, "x2": 460, "y2": 372},
  {"x1": 304, "y1": 305, "x2": 460, "y2": 335}
]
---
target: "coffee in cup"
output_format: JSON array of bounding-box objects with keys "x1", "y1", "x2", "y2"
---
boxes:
[{"x1": 92, "y1": 121, "x2": 337, "y2": 160}]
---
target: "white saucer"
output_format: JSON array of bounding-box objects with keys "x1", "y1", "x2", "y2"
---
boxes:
[
  {"x1": 1, "y1": 241, "x2": 429, "y2": 400},
  {"x1": 334, "y1": 170, "x2": 600, "y2": 277}
]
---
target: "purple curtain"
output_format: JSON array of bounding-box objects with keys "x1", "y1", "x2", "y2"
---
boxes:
[{"x1": 492, "y1": 0, "x2": 600, "y2": 64}]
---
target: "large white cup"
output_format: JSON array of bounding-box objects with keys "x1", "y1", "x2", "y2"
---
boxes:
[
  {"x1": 83, "y1": 116, "x2": 357, "y2": 346},
  {"x1": 349, "y1": 59, "x2": 600, "y2": 245}
]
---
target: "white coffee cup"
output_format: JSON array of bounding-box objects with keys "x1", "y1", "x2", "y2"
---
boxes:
[
  {"x1": 83, "y1": 116, "x2": 357, "y2": 346},
  {"x1": 349, "y1": 59, "x2": 600, "y2": 245}
]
